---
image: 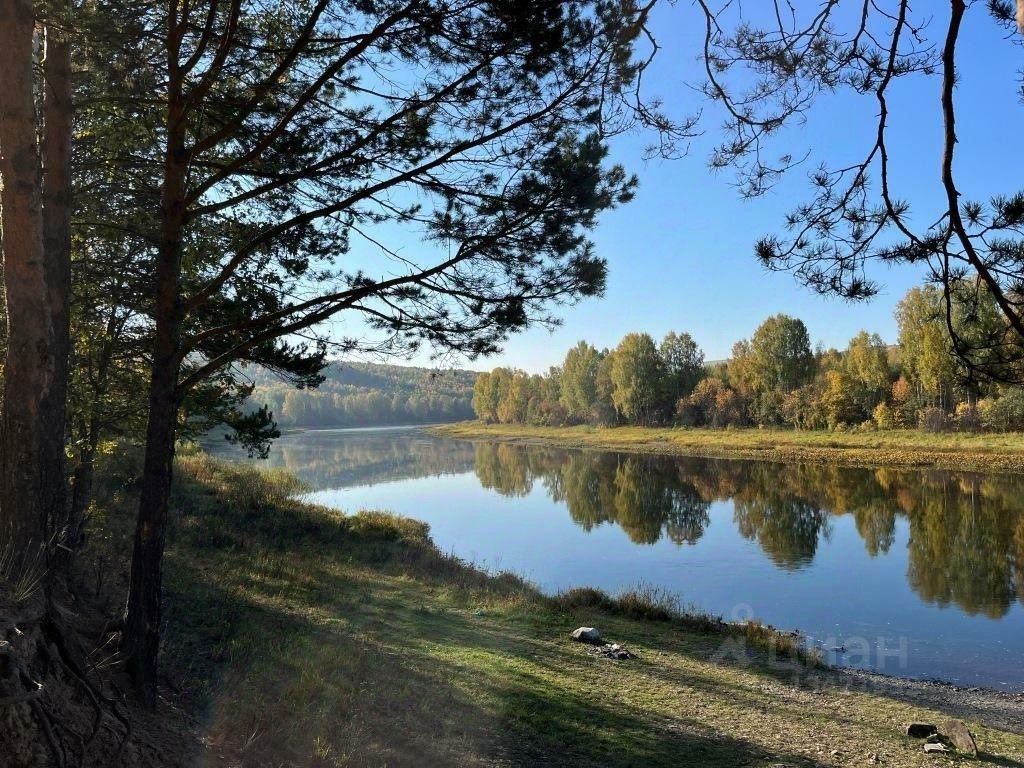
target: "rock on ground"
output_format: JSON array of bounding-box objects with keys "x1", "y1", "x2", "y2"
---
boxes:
[
  {"x1": 570, "y1": 627, "x2": 601, "y2": 644},
  {"x1": 940, "y1": 718, "x2": 978, "y2": 756}
]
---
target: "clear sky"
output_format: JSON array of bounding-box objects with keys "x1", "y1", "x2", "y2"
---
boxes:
[{"x1": 338, "y1": 2, "x2": 1024, "y2": 374}]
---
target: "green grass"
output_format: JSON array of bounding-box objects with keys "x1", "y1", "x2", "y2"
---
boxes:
[
  {"x1": 86, "y1": 453, "x2": 1024, "y2": 766},
  {"x1": 431, "y1": 421, "x2": 1024, "y2": 474}
]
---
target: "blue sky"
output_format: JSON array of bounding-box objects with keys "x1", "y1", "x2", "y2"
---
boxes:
[{"x1": 336, "y1": 2, "x2": 1023, "y2": 374}]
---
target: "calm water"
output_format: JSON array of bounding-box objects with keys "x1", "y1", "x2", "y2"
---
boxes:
[{"x1": 212, "y1": 426, "x2": 1024, "y2": 690}]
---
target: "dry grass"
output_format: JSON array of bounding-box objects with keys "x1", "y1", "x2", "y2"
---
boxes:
[{"x1": 432, "y1": 422, "x2": 1024, "y2": 474}]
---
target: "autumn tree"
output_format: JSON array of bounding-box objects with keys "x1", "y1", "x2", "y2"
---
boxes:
[
  {"x1": 472, "y1": 372, "x2": 496, "y2": 422},
  {"x1": 844, "y1": 331, "x2": 892, "y2": 418},
  {"x1": 682, "y1": 376, "x2": 743, "y2": 427},
  {"x1": 896, "y1": 287, "x2": 957, "y2": 409},
  {"x1": 497, "y1": 370, "x2": 532, "y2": 424},
  {"x1": 819, "y1": 370, "x2": 861, "y2": 429}
]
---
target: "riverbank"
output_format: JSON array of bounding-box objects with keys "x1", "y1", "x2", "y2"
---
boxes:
[
  {"x1": 431, "y1": 422, "x2": 1024, "y2": 474},
  {"x1": 81, "y1": 454, "x2": 1024, "y2": 766}
]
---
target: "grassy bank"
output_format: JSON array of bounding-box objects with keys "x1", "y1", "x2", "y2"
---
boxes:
[
  {"x1": 431, "y1": 422, "x2": 1024, "y2": 474},
  {"x1": 83, "y1": 453, "x2": 1024, "y2": 766}
]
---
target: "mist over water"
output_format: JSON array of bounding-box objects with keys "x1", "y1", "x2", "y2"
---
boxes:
[{"x1": 211, "y1": 426, "x2": 1024, "y2": 690}]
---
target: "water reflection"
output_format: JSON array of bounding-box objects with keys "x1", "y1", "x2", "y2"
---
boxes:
[
  {"x1": 472, "y1": 443, "x2": 1024, "y2": 619},
  {"x1": 253, "y1": 428, "x2": 477, "y2": 489},
  {"x1": 228, "y1": 429, "x2": 1024, "y2": 621}
]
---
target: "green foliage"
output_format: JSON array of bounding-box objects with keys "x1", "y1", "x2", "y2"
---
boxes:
[
  {"x1": 896, "y1": 287, "x2": 957, "y2": 408},
  {"x1": 559, "y1": 341, "x2": 603, "y2": 423},
  {"x1": 739, "y1": 315, "x2": 815, "y2": 424},
  {"x1": 610, "y1": 333, "x2": 665, "y2": 426},
  {"x1": 844, "y1": 331, "x2": 892, "y2": 415},
  {"x1": 979, "y1": 388, "x2": 1024, "y2": 431},
  {"x1": 659, "y1": 331, "x2": 704, "y2": 404}
]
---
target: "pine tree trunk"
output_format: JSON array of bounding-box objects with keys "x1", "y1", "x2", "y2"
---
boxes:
[
  {"x1": 41, "y1": 14, "x2": 74, "y2": 551},
  {"x1": 121, "y1": 353, "x2": 179, "y2": 706},
  {"x1": 121, "y1": 72, "x2": 188, "y2": 704},
  {"x1": 0, "y1": 0, "x2": 56, "y2": 583}
]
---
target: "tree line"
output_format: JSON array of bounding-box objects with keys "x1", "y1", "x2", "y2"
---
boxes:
[
  {"x1": 474, "y1": 284, "x2": 1024, "y2": 432},
  {"x1": 252, "y1": 362, "x2": 475, "y2": 428}
]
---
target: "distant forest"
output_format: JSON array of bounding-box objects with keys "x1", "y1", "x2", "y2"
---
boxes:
[
  {"x1": 251, "y1": 362, "x2": 477, "y2": 428},
  {"x1": 474, "y1": 284, "x2": 1024, "y2": 433}
]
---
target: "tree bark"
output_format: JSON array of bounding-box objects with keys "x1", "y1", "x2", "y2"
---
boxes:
[
  {"x1": 0, "y1": 0, "x2": 57, "y2": 584},
  {"x1": 121, "y1": 348, "x2": 180, "y2": 706},
  {"x1": 121, "y1": 60, "x2": 188, "y2": 704},
  {"x1": 42, "y1": 10, "x2": 74, "y2": 550}
]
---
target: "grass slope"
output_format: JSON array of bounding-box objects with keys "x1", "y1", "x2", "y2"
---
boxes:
[
  {"x1": 432, "y1": 422, "x2": 1024, "y2": 474},
  {"x1": 91, "y1": 455, "x2": 1024, "y2": 766}
]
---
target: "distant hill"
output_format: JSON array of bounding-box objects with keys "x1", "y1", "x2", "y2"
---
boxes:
[{"x1": 250, "y1": 361, "x2": 478, "y2": 428}]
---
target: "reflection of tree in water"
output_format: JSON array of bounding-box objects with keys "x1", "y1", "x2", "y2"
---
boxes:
[
  {"x1": 853, "y1": 502, "x2": 896, "y2": 557},
  {"x1": 732, "y1": 495, "x2": 829, "y2": 570},
  {"x1": 612, "y1": 458, "x2": 674, "y2": 544},
  {"x1": 1015, "y1": 517, "x2": 1024, "y2": 604},
  {"x1": 549, "y1": 452, "x2": 617, "y2": 531},
  {"x1": 885, "y1": 473, "x2": 1021, "y2": 619},
  {"x1": 468, "y1": 441, "x2": 1024, "y2": 617},
  {"x1": 555, "y1": 454, "x2": 710, "y2": 545},
  {"x1": 244, "y1": 431, "x2": 1024, "y2": 618},
  {"x1": 215, "y1": 430, "x2": 478, "y2": 489},
  {"x1": 473, "y1": 442, "x2": 535, "y2": 497},
  {"x1": 664, "y1": 480, "x2": 712, "y2": 545}
]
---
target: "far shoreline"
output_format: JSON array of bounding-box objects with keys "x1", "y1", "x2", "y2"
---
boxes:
[{"x1": 429, "y1": 421, "x2": 1024, "y2": 475}]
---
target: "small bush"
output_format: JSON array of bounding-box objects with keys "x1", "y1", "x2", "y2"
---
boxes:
[
  {"x1": 345, "y1": 510, "x2": 430, "y2": 544},
  {"x1": 953, "y1": 402, "x2": 982, "y2": 433},
  {"x1": 553, "y1": 586, "x2": 615, "y2": 612},
  {"x1": 980, "y1": 388, "x2": 1024, "y2": 431},
  {"x1": 872, "y1": 401, "x2": 895, "y2": 430},
  {"x1": 615, "y1": 586, "x2": 680, "y2": 622},
  {"x1": 918, "y1": 407, "x2": 950, "y2": 433}
]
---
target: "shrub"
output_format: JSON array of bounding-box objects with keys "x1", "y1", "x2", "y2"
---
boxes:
[
  {"x1": 683, "y1": 377, "x2": 745, "y2": 428},
  {"x1": 980, "y1": 387, "x2": 1024, "y2": 431},
  {"x1": 674, "y1": 395, "x2": 699, "y2": 427},
  {"x1": 977, "y1": 397, "x2": 995, "y2": 430},
  {"x1": 918, "y1": 407, "x2": 950, "y2": 432},
  {"x1": 554, "y1": 586, "x2": 615, "y2": 612},
  {"x1": 872, "y1": 401, "x2": 895, "y2": 429},
  {"x1": 953, "y1": 402, "x2": 982, "y2": 433}
]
